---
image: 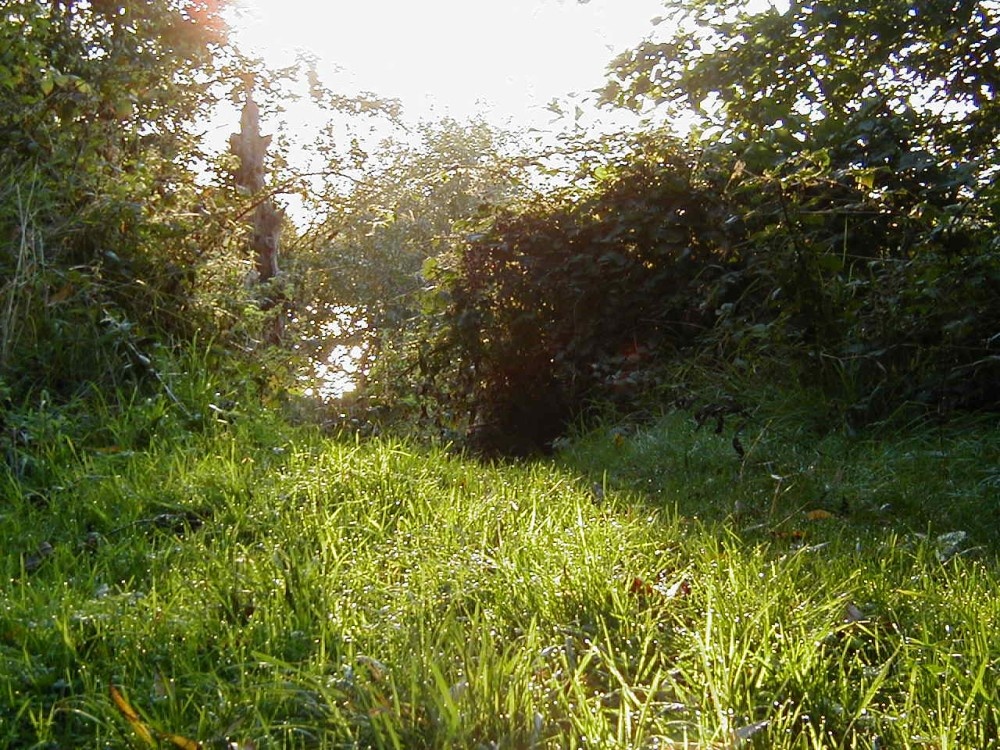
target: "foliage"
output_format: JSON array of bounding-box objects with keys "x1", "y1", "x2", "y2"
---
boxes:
[
  {"x1": 3, "y1": 394, "x2": 1000, "y2": 747},
  {"x1": 603, "y1": 0, "x2": 999, "y2": 176},
  {"x1": 596, "y1": 0, "x2": 1000, "y2": 420},
  {"x1": 407, "y1": 0, "x2": 1000, "y2": 454},
  {"x1": 714, "y1": 148, "x2": 1000, "y2": 421},
  {"x1": 422, "y1": 129, "x2": 998, "y2": 452},
  {"x1": 0, "y1": 0, "x2": 258, "y2": 403},
  {"x1": 293, "y1": 118, "x2": 529, "y2": 406},
  {"x1": 419, "y1": 132, "x2": 740, "y2": 454},
  {"x1": 3, "y1": 2, "x2": 999, "y2": 744}
]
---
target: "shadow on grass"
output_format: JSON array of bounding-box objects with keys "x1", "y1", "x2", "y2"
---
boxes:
[{"x1": 552, "y1": 403, "x2": 1000, "y2": 554}]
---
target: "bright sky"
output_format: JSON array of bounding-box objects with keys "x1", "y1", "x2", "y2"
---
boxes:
[{"x1": 228, "y1": 0, "x2": 665, "y2": 129}]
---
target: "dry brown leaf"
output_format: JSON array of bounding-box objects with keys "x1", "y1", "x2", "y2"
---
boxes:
[
  {"x1": 47, "y1": 283, "x2": 74, "y2": 305},
  {"x1": 805, "y1": 509, "x2": 835, "y2": 521},
  {"x1": 110, "y1": 685, "x2": 156, "y2": 747}
]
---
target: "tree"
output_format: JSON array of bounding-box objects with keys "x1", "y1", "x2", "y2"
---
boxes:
[
  {"x1": 0, "y1": 0, "x2": 233, "y2": 395},
  {"x1": 598, "y1": 0, "x2": 1000, "y2": 417},
  {"x1": 294, "y1": 117, "x2": 528, "y2": 403},
  {"x1": 604, "y1": 0, "x2": 999, "y2": 180}
]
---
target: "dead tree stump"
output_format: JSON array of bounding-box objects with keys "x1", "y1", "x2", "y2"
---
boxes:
[{"x1": 229, "y1": 85, "x2": 285, "y2": 341}]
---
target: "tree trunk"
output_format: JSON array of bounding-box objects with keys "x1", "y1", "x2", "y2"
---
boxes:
[{"x1": 229, "y1": 84, "x2": 285, "y2": 341}]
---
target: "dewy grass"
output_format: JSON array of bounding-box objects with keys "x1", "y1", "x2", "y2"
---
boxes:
[{"x1": 2, "y1": 399, "x2": 999, "y2": 748}]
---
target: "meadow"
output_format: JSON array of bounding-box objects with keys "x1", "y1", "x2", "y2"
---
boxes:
[{"x1": 3, "y1": 391, "x2": 998, "y2": 749}]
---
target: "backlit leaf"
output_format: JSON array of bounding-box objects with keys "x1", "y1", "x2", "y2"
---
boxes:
[
  {"x1": 165, "y1": 733, "x2": 202, "y2": 750},
  {"x1": 110, "y1": 685, "x2": 156, "y2": 747}
]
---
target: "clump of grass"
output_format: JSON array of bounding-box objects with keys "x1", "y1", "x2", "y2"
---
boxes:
[{"x1": 2, "y1": 393, "x2": 999, "y2": 748}]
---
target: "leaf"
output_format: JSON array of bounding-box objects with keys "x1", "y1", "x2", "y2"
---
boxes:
[
  {"x1": 732, "y1": 435, "x2": 745, "y2": 458},
  {"x1": 152, "y1": 670, "x2": 170, "y2": 700},
  {"x1": 164, "y1": 733, "x2": 202, "y2": 750},
  {"x1": 934, "y1": 530, "x2": 967, "y2": 562},
  {"x1": 356, "y1": 655, "x2": 388, "y2": 682},
  {"x1": 805, "y1": 509, "x2": 835, "y2": 521},
  {"x1": 852, "y1": 168, "x2": 878, "y2": 190},
  {"x1": 71, "y1": 76, "x2": 93, "y2": 95},
  {"x1": 163, "y1": 734, "x2": 202, "y2": 750},
  {"x1": 113, "y1": 96, "x2": 135, "y2": 119},
  {"x1": 110, "y1": 685, "x2": 156, "y2": 748},
  {"x1": 771, "y1": 530, "x2": 806, "y2": 542},
  {"x1": 25, "y1": 541, "x2": 54, "y2": 573},
  {"x1": 629, "y1": 577, "x2": 655, "y2": 597},
  {"x1": 734, "y1": 719, "x2": 770, "y2": 741},
  {"x1": 662, "y1": 577, "x2": 692, "y2": 599},
  {"x1": 111, "y1": 684, "x2": 206, "y2": 749},
  {"x1": 842, "y1": 602, "x2": 866, "y2": 623},
  {"x1": 47, "y1": 283, "x2": 74, "y2": 305},
  {"x1": 631, "y1": 573, "x2": 691, "y2": 602}
]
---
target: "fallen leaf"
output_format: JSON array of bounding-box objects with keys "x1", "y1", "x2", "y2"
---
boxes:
[
  {"x1": 661, "y1": 577, "x2": 692, "y2": 599},
  {"x1": 732, "y1": 435, "x2": 745, "y2": 458},
  {"x1": 770, "y1": 530, "x2": 806, "y2": 541},
  {"x1": 449, "y1": 679, "x2": 469, "y2": 701},
  {"x1": 164, "y1": 733, "x2": 202, "y2": 750},
  {"x1": 934, "y1": 530, "x2": 967, "y2": 562},
  {"x1": 629, "y1": 577, "x2": 655, "y2": 597},
  {"x1": 47, "y1": 282, "x2": 75, "y2": 305},
  {"x1": 356, "y1": 655, "x2": 388, "y2": 682},
  {"x1": 152, "y1": 670, "x2": 170, "y2": 700},
  {"x1": 111, "y1": 684, "x2": 203, "y2": 749},
  {"x1": 734, "y1": 718, "x2": 770, "y2": 741},
  {"x1": 805, "y1": 509, "x2": 835, "y2": 521},
  {"x1": 842, "y1": 602, "x2": 866, "y2": 623},
  {"x1": 110, "y1": 685, "x2": 156, "y2": 747}
]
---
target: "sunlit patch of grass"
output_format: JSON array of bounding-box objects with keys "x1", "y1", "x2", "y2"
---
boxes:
[{"x1": 2, "y1": 394, "x2": 999, "y2": 747}]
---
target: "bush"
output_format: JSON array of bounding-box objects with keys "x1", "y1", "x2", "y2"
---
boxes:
[
  {"x1": 422, "y1": 136, "x2": 736, "y2": 454},
  {"x1": 421, "y1": 132, "x2": 999, "y2": 454}
]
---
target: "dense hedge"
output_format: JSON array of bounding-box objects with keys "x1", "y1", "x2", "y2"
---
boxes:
[{"x1": 419, "y1": 135, "x2": 999, "y2": 454}]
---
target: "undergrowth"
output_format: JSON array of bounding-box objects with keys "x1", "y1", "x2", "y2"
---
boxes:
[{"x1": 1, "y1": 382, "x2": 999, "y2": 748}]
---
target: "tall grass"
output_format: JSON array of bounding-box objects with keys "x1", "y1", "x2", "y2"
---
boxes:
[
  {"x1": 1, "y1": 390, "x2": 998, "y2": 748},
  {"x1": 0, "y1": 180, "x2": 45, "y2": 369}
]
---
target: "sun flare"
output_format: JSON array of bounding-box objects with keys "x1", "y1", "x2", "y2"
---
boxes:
[{"x1": 227, "y1": 0, "x2": 665, "y2": 127}]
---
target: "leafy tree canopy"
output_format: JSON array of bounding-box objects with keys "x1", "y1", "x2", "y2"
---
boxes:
[
  {"x1": 604, "y1": 0, "x2": 999, "y2": 182},
  {"x1": 291, "y1": 117, "x2": 529, "y2": 401}
]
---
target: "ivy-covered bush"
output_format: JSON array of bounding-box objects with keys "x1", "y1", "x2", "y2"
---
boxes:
[
  {"x1": 419, "y1": 128, "x2": 998, "y2": 454},
  {"x1": 420, "y1": 137, "x2": 738, "y2": 454},
  {"x1": 601, "y1": 0, "x2": 1000, "y2": 420},
  {"x1": 403, "y1": 0, "x2": 1000, "y2": 454}
]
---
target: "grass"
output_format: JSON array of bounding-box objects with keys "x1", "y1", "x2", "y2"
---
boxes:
[{"x1": 2, "y1": 387, "x2": 1000, "y2": 748}]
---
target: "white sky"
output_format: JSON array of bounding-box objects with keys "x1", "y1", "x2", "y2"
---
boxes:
[{"x1": 228, "y1": 0, "x2": 665, "y2": 129}]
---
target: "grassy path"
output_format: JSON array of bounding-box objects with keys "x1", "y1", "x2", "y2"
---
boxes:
[{"x1": 2, "y1": 408, "x2": 999, "y2": 748}]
